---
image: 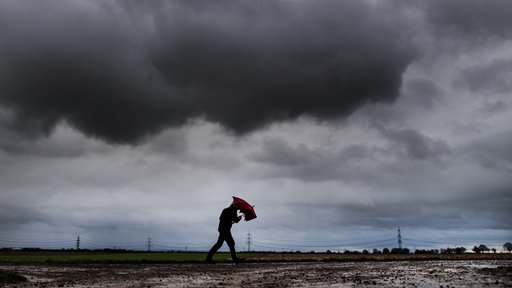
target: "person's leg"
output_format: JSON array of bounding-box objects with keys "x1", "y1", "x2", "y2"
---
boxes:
[
  {"x1": 206, "y1": 234, "x2": 225, "y2": 262},
  {"x1": 223, "y1": 231, "x2": 238, "y2": 262}
]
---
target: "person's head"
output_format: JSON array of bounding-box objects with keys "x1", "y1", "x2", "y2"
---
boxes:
[{"x1": 230, "y1": 204, "x2": 240, "y2": 212}]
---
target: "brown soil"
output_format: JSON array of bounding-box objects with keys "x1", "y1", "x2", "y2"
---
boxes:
[{"x1": 2, "y1": 259, "x2": 512, "y2": 287}]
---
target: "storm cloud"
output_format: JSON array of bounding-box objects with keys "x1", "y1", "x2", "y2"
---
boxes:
[
  {"x1": 424, "y1": 0, "x2": 512, "y2": 40},
  {"x1": 0, "y1": 0, "x2": 511, "y2": 252},
  {"x1": 0, "y1": 0, "x2": 414, "y2": 144}
]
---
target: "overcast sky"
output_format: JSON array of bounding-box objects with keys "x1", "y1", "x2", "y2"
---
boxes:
[{"x1": 0, "y1": 0, "x2": 511, "y2": 252}]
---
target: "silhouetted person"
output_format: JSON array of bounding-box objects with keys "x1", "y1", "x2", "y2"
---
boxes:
[{"x1": 206, "y1": 204, "x2": 242, "y2": 263}]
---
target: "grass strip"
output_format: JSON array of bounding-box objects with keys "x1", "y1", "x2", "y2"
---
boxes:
[
  {"x1": 1, "y1": 251, "x2": 510, "y2": 264},
  {"x1": 0, "y1": 252, "x2": 257, "y2": 264}
]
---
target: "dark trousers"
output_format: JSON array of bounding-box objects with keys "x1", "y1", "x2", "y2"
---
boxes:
[{"x1": 207, "y1": 231, "x2": 237, "y2": 261}]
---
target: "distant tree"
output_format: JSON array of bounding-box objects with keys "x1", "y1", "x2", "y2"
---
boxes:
[
  {"x1": 362, "y1": 249, "x2": 369, "y2": 254},
  {"x1": 391, "y1": 248, "x2": 410, "y2": 254},
  {"x1": 478, "y1": 244, "x2": 490, "y2": 253},
  {"x1": 442, "y1": 247, "x2": 460, "y2": 254},
  {"x1": 473, "y1": 246, "x2": 480, "y2": 254},
  {"x1": 491, "y1": 248, "x2": 496, "y2": 253},
  {"x1": 372, "y1": 249, "x2": 382, "y2": 254},
  {"x1": 415, "y1": 249, "x2": 438, "y2": 254},
  {"x1": 383, "y1": 248, "x2": 390, "y2": 254},
  {"x1": 504, "y1": 242, "x2": 512, "y2": 252},
  {"x1": 454, "y1": 247, "x2": 466, "y2": 254},
  {"x1": 343, "y1": 250, "x2": 365, "y2": 254}
]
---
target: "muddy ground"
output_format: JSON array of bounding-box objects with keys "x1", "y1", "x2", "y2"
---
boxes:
[{"x1": 2, "y1": 260, "x2": 512, "y2": 287}]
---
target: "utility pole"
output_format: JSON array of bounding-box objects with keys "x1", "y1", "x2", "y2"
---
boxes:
[
  {"x1": 397, "y1": 226, "x2": 402, "y2": 249},
  {"x1": 147, "y1": 236, "x2": 152, "y2": 252},
  {"x1": 76, "y1": 235, "x2": 80, "y2": 251},
  {"x1": 247, "y1": 232, "x2": 252, "y2": 252}
]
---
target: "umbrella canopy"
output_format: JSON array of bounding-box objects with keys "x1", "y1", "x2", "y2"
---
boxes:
[{"x1": 232, "y1": 196, "x2": 257, "y2": 221}]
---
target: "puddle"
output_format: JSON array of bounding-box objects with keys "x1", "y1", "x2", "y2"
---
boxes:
[{"x1": 466, "y1": 264, "x2": 500, "y2": 269}]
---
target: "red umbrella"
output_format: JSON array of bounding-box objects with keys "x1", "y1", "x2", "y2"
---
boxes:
[{"x1": 232, "y1": 196, "x2": 257, "y2": 221}]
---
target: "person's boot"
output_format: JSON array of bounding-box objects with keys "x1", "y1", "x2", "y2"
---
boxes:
[{"x1": 206, "y1": 255, "x2": 215, "y2": 264}]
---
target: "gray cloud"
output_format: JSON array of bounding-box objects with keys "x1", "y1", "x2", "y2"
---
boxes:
[
  {"x1": 250, "y1": 138, "x2": 323, "y2": 167},
  {"x1": 401, "y1": 78, "x2": 443, "y2": 110},
  {"x1": 465, "y1": 129, "x2": 512, "y2": 171},
  {"x1": 456, "y1": 59, "x2": 512, "y2": 94},
  {"x1": 0, "y1": 204, "x2": 45, "y2": 229},
  {"x1": 0, "y1": 0, "x2": 414, "y2": 144},
  {"x1": 424, "y1": 0, "x2": 512, "y2": 41},
  {"x1": 249, "y1": 126, "x2": 452, "y2": 186},
  {"x1": 1, "y1": 0, "x2": 511, "y2": 252},
  {"x1": 379, "y1": 127, "x2": 452, "y2": 161}
]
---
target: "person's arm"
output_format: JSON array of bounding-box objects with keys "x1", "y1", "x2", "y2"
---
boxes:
[{"x1": 231, "y1": 209, "x2": 242, "y2": 224}]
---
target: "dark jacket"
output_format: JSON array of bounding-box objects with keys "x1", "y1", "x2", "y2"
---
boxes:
[{"x1": 218, "y1": 204, "x2": 240, "y2": 232}]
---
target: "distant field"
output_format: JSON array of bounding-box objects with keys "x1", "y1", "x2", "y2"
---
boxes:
[
  {"x1": 1, "y1": 250, "x2": 510, "y2": 264},
  {"x1": 0, "y1": 251, "x2": 248, "y2": 264}
]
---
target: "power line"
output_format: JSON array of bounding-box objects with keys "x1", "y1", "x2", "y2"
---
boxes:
[{"x1": 0, "y1": 231, "x2": 509, "y2": 252}]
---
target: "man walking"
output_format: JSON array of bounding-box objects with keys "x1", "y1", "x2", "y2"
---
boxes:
[{"x1": 206, "y1": 203, "x2": 242, "y2": 264}]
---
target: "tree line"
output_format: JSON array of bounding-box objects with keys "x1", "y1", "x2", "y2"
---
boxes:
[
  {"x1": 414, "y1": 242, "x2": 512, "y2": 254},
  {"x1": 337, "y1": 242, "x2": 512, "y2": 255}
]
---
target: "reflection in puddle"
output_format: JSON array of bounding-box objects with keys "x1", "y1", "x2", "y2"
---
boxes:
[{"x1": 465, "y1": 264, "x2": 500, "y2": 269}]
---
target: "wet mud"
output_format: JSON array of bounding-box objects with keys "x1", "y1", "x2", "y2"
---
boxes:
[{"x1": 2, "y1": 260, "x2": 512, "y2": 287}]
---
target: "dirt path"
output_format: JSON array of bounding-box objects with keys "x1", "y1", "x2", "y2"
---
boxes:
[{"x1": 2, "y1": 260, "x2": 512, "y2": 287}]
